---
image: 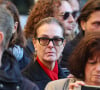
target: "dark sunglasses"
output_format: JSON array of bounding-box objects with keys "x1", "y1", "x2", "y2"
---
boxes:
[{"x1": 60, "y1": 11, "x2": 79, "y2": 20}]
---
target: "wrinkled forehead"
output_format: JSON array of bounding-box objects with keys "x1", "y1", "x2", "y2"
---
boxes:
[
  {"x1": 88, "y1": 52, "x2": 100, "y2": 63},
  {"x1": 36, "y1": 23, "x2": 64, "y2": 37},
  {"x1": 88, "y1": 48, "x2": 100, "y2": 60}
]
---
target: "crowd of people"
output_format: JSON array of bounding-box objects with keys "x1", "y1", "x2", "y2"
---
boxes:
[{"x1": 0, "y1": 0, "x2": 100, "y2": 90}]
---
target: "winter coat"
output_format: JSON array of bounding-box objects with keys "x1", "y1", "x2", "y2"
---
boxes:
[
  {"x1": 0, "y1": 50, "x2": 39, "y2": 90},
  {"x1": 45, "y1": 78, "x2": 79, "y2": 90},
  {"x1": 60, "y1": 32, "x2": 84, "y2": 68},
  {"x1": 22, "y1": 60, "x2": 66, "y2": 90}
]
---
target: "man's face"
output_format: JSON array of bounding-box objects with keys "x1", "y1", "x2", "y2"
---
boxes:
[
  {"x1": 81, "y1": 11, "x2": 100, "y2": 33},
  {"x1": 69, "y1": 0, "x2": 80, "y2": 21},
  {"x1": 55, "y1": 1, "x2": 76, "y2": 35}
]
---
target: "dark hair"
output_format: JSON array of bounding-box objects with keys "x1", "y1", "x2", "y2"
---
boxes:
[
  {"x1": 77, "y1": 0, "x2": 100, "y2": 31},
  {"x1": 24, "y1": 0, "x2": 62, "y2": 39},
  {"x1": 34, "y1": 17, "x2": 65, "y2": 38},
  {"x1": 68, "y1": 32, "x2": 100, "y2": 80},
  {"x1": 0, "y1": 0, "x2": 26, "y2": 47}
]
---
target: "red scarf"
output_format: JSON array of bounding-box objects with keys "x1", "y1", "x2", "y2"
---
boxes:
[{"x1": 36, "y1": 56, "x2": 58, "y2": 81}]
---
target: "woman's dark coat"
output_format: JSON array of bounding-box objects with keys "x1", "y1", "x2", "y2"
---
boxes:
[{"x1": 22, "y1": 59, "x2": 66, "y2": 90}]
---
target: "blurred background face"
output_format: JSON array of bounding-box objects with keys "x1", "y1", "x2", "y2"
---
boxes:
[
  {"x1": 70, "y1": 0, "x2": 79, "y2": 10},
  {"x1": 55, "y1": 0, "x2": 76, "y2": 35},
  {"x1": 81, "y1": 11, "x2": 100, "y2": 33},
  {"x1": 69, "y1": 0, "x2": 80, "y2": 20},
  {"x1": 33, "y1": 23, "x2": 65, "y2": 64},
  {"x1": 85, "y1": 52, "x2": 100, "y2": 86},
  {"x1": 69, "y1": 0, "x2": 80, "y2": 17}
]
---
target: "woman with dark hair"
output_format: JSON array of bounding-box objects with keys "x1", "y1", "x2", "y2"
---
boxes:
[
  {"x1": 0, "y1": 0, "x2": 31, "y2": 70},
  {"x1": 45, "y1": 32, "x2": 100, "y2": 90}
]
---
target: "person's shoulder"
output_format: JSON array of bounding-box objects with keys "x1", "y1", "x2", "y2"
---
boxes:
[
  {"x1": 45, "y1": 78, "x2": 68, "y2": 90},
  {"x1": 22, "y1": 77, "x2": 39, "y2": 90},
  {"x1": 64, "y1": 32, "x2": 82, "y2": 51}
]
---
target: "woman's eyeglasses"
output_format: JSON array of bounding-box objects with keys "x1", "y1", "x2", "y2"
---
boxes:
[
  {"x1": 59, "y1": 11, "x2": 79, "y2": 20},
  {"x1": 36, "y1": 37, "x2": 64, "y2": 46}
]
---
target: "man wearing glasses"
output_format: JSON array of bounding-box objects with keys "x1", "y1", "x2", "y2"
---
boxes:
[
  {"x1": 58, "y1": 0, "x2": 80, "y2": 70},
  {"x1": 55, "y1": 0, "x2": 77, "y2": 38},
  {"x1": 61, "y1": 0, "x2": 100, "y2": 69}
]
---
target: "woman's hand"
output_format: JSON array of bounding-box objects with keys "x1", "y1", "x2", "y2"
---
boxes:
[
  {"x1": 67, "y1": 74, "x2": 74, "y2": 78},
  {"x1": 69, "y1": 81, "x2": 85, "y2": 90}
]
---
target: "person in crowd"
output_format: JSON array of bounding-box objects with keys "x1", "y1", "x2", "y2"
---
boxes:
[
  {"x1": 68, "y1": 0, "x2": 80, "y2": 33},
  {"x1": 0, "y1": 5, "x2": 39, "y2": 90},
  {"x1": 24, "y1": 0, "x2": 76, "y2": 47},
  {"x1": 68, "y1": 0, "x2": 80, "y2": 18},
  {"x1": 61, "y1": 0, "x2": 80, "y2": 67},
  {"x1": 45, "y1": 31, "x2": 100, "y2": 90},
  {"x1": 23, "y1": 0, "x2": 77, "y2": 72},
  {"x1": 24, "y1": 0, "x2": 76, "y2": 40},
  {"x1": 61, "y1": 0, "x2": 80, "y2": 42},
  {"x1": 0, "y1": 0, "x2": 31, "y2": 70},
  {"x1": 60, "y1": 0, "x2": 100, "y2": 68},
  {"x1": 22, "y1": 17, "x2": 66, "y2": 90}
]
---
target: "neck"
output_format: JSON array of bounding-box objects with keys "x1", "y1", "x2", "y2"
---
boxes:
[
  {"x1": 46, "y1": 61, "x2": 55, "y2": 70},
  {"x1": 38, "y1": 58, "x2": 56, "y2": 70},
  {"x1": 0, "y1": 48, "x2": 3, "y2": 67},
  {"x1": 42, "y1": 60, "x2": 56, "y2": 70}
]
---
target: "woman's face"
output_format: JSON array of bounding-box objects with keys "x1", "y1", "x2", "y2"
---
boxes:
[
  {"x1": 55, "y1": 1, "x2": 76, "y2": 35},
  {"x1": 85, "y1": 52, "x2": 100, "y2": 86},
  {"x1": 33, "y1": 23, "x2": 65, "y2": 65}
]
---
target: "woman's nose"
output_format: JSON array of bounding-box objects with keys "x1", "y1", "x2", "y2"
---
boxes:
[{"x1": 48, "y1": 40, "x2": 54, "y2": 47}]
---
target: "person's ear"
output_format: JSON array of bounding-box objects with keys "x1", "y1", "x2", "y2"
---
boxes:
[
  {"x1": 32, "y1": 38, "x2": 37, "y2": 51},
  {"x1": 13, "y1": 22, "x2": 18, "y2": 33},
  {"x1": 0, "y1": 32, "x2": 4, "y2": 44},
  {"x1": 80, "y1": 21, "x2": 86, "y2": 31},
  {"x1": 63, "y1": 39, "x2": 66, "y2": 47}
]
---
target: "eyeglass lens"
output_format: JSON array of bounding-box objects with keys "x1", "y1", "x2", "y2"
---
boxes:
[{"x1": 37, "y1": 37, "x2": 64, "y2": 46}]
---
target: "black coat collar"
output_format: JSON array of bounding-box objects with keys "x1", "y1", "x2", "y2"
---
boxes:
[{"x1": 23, "y1": 60, "x2": 66, "y2": 80}]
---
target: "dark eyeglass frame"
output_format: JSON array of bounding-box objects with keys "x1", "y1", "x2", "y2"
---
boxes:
[
  {"x1": 36, "y1": 37, "x2": 64, "y2": 46},
  {"x1": 59, "y1": 11, "x2": 79, "y2": 20}
]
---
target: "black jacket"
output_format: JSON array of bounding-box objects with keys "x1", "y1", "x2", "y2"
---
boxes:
[
  {"x1": 22, "y1": 60, "x2": 66, "y2": 90},
  {"x1": 0, "y1": 50, "x2": 39, "y2": 90},
  {"x1": 18, "y1": 39, "x2": 34, "y2": 70},
  {"x1": 61, "y1": 32, "x2": 84, "y2": 68}
]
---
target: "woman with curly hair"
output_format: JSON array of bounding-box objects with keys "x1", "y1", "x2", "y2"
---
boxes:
[
  {"x1": 23, "y1": 0, "x2": 76, "y2": 70},
  {"x1": 24, "y1": 0, "x2": 76, "y2": 39}
]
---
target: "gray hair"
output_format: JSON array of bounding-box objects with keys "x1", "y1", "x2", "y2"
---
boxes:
[{"x1": 0, "y1": 5, "x2": 14, "y2": 49}]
